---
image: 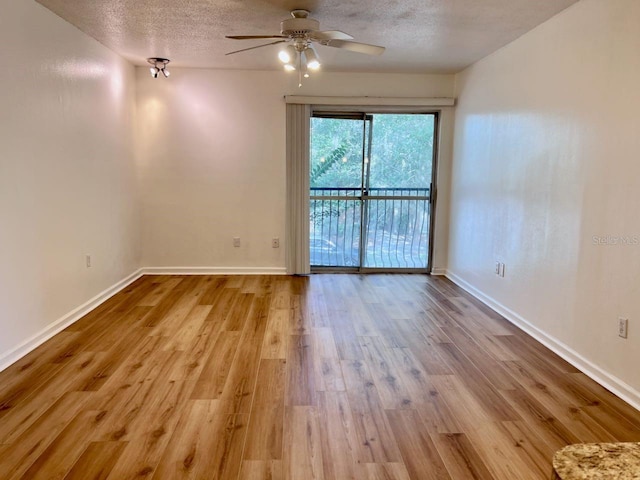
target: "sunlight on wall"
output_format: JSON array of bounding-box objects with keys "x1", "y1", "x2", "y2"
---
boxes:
[{"x1": 450, "y1": 0, "x2": 640, "y2": 395}]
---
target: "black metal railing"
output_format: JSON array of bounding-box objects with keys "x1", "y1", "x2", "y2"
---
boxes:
[{"x1": 310, "y1": 187, "x2": 430, "y2": 269}]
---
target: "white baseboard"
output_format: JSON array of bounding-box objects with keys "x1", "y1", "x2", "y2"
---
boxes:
[
  {"x1": 142, "y1": 266, "x2": 287, "y2": 275},
  {"x1": 445, "y1": 270, "x2": 640, "y2": 411},
  {"x1": 430, "y1": 267, "x2": 447, "y2": 276},
  {"x1": 0, "y1": 268, "x2": 144, "y2": 373}
]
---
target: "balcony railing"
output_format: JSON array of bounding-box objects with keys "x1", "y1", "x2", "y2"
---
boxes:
[{"x1": 310, "y1": 187, "x2": 430, "y2": 269}]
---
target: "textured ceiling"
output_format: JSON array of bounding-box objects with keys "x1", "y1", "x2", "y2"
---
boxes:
[{"x1": 36, "y1": 0, "x2": 578, "y2": 73}]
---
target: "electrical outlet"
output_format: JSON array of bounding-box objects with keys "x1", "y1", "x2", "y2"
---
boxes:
[
  {"x1": 233, "y1": 237, "x2": 241, "y2": 248},
  {"x1": 272, "y1": 237, "x2": 280, "y2": 248},
  {"x1": 495, "y1": 261, "x2": 501, "y2": 275},
  {"x1": 85, "y1": 254, "x2": 92, "y2": 268},
  {"x1": 618, "y1": 317, "x2": 629, "y2": 339},
  {"x1": 499, "y1": 263, "x2": 506, "y2": 277}
]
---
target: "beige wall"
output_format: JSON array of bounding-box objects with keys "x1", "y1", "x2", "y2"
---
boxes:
[
  {"x1": 449, "y1": 0, "x2": 640, "y2": 400},
  {"x1": 136, "y1": 69, "x2": 455, "y2": 271},
  {"x1": 0, "y1": 1, "x2": 139, "y2": 363}
]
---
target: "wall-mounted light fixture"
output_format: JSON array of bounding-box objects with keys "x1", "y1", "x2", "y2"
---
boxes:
[{"x1": 147, "y1": 58, "x2": 170, "y2": 78}]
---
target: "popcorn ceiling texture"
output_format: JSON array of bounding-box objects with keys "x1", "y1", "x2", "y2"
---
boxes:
[{"x1": 36, "y1": 0, "x2": 577, "y2": 73}]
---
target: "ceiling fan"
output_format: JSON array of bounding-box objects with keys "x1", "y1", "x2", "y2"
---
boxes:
[{"x1": 225, "y1": 9, "x2": 385, "y2": 83}]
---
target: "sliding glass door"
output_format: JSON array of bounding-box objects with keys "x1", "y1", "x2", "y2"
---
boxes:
[{"x1": 310, "y1": 112, "x2": 437, "y2": 272}]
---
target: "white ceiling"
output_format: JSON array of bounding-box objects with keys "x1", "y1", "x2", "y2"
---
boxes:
[{"x1": 36, "y1": 0, "x2": 578, "y2": 73}]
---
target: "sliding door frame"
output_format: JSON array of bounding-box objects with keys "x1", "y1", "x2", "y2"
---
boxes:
[{"x1": 310, "y1": 106, "x2": 441, "y2": 274}]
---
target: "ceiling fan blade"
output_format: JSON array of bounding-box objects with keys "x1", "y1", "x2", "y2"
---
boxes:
[
  {"x1": 225, "y1": 40, "x2": 287, "y2": 56},
  {"x1": 226, "y1": 35, "x2": 287, "y2": 40},
  {"x1": 309, "y1": 30, "x2": 354, "y2": 41},
  {"x1": 322, "y1": 39, "x2": 385, "y2": 56}
]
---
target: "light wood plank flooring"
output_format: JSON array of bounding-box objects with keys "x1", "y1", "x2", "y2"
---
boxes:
[{"x1": 0, "y1": 274, "x2": 639, "y2": 479}]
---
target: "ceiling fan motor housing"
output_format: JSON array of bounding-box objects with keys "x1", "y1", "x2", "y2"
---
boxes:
[{"x1": 281, "y1": 16, "x2": 319, "y2": 36}]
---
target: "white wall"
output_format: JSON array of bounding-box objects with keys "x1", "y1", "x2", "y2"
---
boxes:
[
  {"x1": 449, "y1": 0, "x2": 640, "y2": 398},
  {"x1": 136, "y1": 69, "x2": 455, "y2": 271},
  {"x1": 0, "y1": 1, "x2": 139, "y2": 363}
]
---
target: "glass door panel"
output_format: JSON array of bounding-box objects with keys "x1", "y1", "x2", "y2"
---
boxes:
[
  {"x1": 310, "y1": 115, "x2": 369, "y2": 268},
  {"x1": 310, "y1": 112, "x2": 436, "y2": 271},
  {"x1": 363, "y1": 114, "x2": 434, "y2": 269}
]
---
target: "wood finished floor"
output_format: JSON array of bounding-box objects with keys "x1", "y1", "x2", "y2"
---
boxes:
[{"x1": 1, "y1": 274, "x2": 639, "y2": 480}]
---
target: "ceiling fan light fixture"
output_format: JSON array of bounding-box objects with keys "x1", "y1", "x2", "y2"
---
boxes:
[
  {"x1": 305, "y1": 46, "x2": 321, "y2": 70},
  {"x1": 278, "y1": 45, "x2": 297, "y2": 64},
  {"x1": 278, "y1": 50, "x2": 290, "y2": 63},
  {"x1": 225, "y1": 9, "x2": 385, "y2": 85}
]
